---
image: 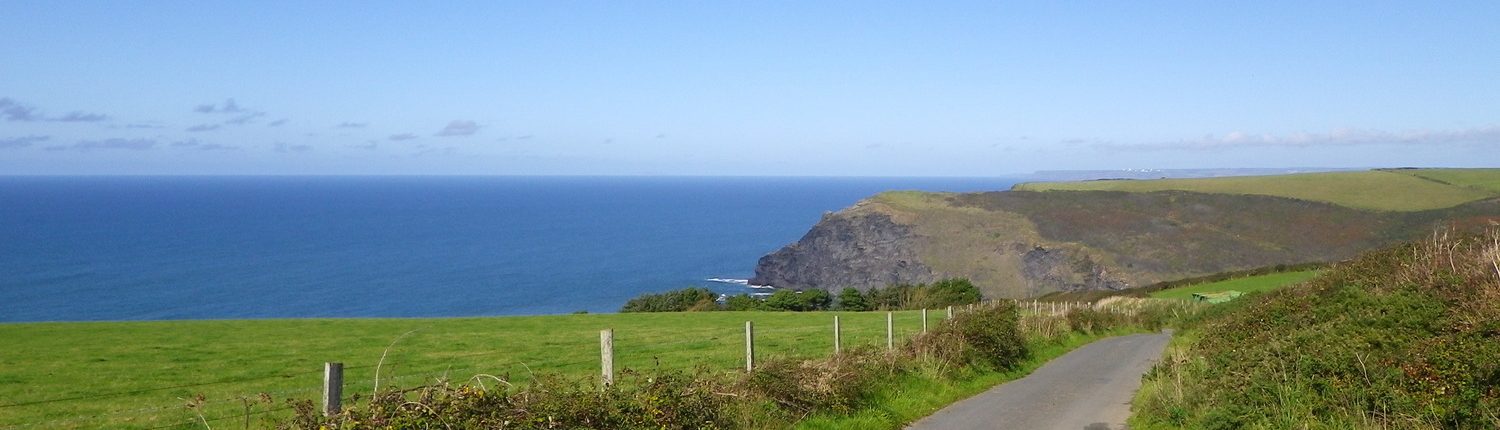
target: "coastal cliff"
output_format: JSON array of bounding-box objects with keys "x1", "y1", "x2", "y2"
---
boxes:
[{"x1": 751, "y1": 170, "x2": 1500, "y2": 298}]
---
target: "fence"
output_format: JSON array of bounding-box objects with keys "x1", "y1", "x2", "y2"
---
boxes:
[{"x1": 0, "y1": 299, "x2": 1158, "y2": 429}]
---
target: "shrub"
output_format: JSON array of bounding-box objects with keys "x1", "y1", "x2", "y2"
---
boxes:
[
  {"x1": 761, "y1": 289, "x2": 833, "y2": 311},
  {"x1": 620, "y1": 288, "x2": 718, "y2": 312},
  {"x1": 280, "y1": 370, "x2": 730, "y2": 430},
  {"x1": 836, "y1": 287, "x2": 869, "y2": 311},
  {"x1": 942, "y1": 303, "x2": 1028, "y2": 370},
  {"x1": 722, "y1": 293, "x2": 762, "y2": 311},
  {"x1": 861, "y1": 278, "x2": 984, "y2": 310},
  {"x1": 1065, "y1": 307, "x2": 1118, "y2": 334},
  {"x1": 743, "y1": 350, "x2": 879, "y2": 415}
]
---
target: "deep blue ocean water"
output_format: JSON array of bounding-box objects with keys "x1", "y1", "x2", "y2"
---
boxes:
[{"x1": 0, "y1": 176, "x2": 1021, "y2": 322}]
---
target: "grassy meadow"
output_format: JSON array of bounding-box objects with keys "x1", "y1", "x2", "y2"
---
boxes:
[
  {"x1": 1012, "y1": 169, "x2": 1500, "y2": 211},
  {"x1": 1396, "y1": 167, "x2": 1500, "y2": 193},
  {"x1": 1147, "y1": 270, "x2": 1321, "y2": 300},
  {"x1": 0, "y1": 310, "x2": 946, "y2": 429}
]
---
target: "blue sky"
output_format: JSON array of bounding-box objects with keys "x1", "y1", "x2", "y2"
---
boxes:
[{"x1": 1, "y1": 1, "x2": 1497, "y2": 175}]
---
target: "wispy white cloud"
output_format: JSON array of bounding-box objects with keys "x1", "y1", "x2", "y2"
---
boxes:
[
  {"x1": 52, "y1": 111, "x2": 110, "y2": 122},
  {"x1": 169, "y1": 139, "x2": 238, "y2": 151},
  {"x1": 434, "y1": 120, "x2": 480, "y2": 137},
  {"x1": 225, "y1": 112, "x2": 265, "y2": 125},
  {"x1": 335, "y1": 122, "x2": 368, "y2": 129},
  {"x1": 275, "y1": 142, "x2": 312, "y2": 152},
  {"x1": 71, "y1": 138, "x2": 157, "y2": 151},
  {"x1": 0, "y1": 135, "x2": 49, "y2": 148},
  {"x1": 388, "y1": 133, "x2": 418, "y2": 141},
  {"x1": 1096, "y1": 126, "x2": 1500, "y2": 151},
  {"x1": 0, "y1": 98, "x2": 41, "y2": 121},
  {"x1": 1, "y1": 98, "x2": 109, "y2": 122},
  {"x1": 193, "y1": 99, "x2": 246, "y2": 114}
]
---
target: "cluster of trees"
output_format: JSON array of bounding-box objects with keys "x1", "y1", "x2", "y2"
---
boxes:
[
  {"x1": 620, "y1": 278, "x2": 982, "y2": 313},
  {"x1": 836, "y1": 278, "x2": 983, "y2": 311},
  {"x1": 619, "y1": 287, "x2": 718, "y2": 312}
]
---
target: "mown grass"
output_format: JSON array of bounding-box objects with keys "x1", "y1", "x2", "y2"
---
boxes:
[
  {"x1": 1012, "y1": 169, "x2": 1499, "y2": 211},
  {"x1": 0, "y1": 311, "x2": 945, "y2": 429},
  {"x1": 1148, "y1": 270, "x2": 1321, "y2": 300}
]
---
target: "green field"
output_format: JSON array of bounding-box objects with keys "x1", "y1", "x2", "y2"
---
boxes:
[
  {"x1": 1396, "y1": 168, "x2": 1500, "y2": 193},
  {"x1": 1012, "y1": 169, "x2": 1500, "y2": 211},
  {"x1": 1148, "y1": 270, "x2": 1320, "y2": 300},
  {"x1": 0, "y1": 311, "x2": 946, "y2": 429}
]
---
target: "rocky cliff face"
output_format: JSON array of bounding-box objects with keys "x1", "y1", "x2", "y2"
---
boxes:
[
  {"x1": 750, "y1": 189, "x2": 1500, "y2": 298},
  {"x1": 749, "y1": 210, "x2": 935, "y2": 291}
]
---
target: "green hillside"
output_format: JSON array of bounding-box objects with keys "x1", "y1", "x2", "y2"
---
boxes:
[
  {"x1": 1147, "y1": 270, "x2": 1320, "y2": 300},
  {"x1": 1131, "y1": 230, "x2": 1500, "y2": 428},
  {"x1": 1012, "y1": 169, "x2": 1500, "y2": 211},
  {"x1": 0, "y1": 311, "x2": 941, "y2": 429},
  {"x1": 756, "y1": 169, "x2": 1500, "y2": 299},
  {"x1": 1396, "y1": 167, "x2": 1500, "y2": 193}
]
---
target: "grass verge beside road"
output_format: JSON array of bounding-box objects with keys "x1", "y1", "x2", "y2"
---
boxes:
[
  {"x1": 1130, "y1": 230, "x2": 1500, "y2": 429},
  {"x1": 796, "y1": 328, "x2": 1145, "y2": 429}
]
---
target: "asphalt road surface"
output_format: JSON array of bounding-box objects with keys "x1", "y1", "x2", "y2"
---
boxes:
[{"x1": 907, "y1": 331, "x2": 1172, "y2": 430}]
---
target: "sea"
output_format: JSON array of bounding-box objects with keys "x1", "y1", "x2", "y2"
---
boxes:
[{"x1": 0, "y1": 176, "x2": 1023, "y2": 322}]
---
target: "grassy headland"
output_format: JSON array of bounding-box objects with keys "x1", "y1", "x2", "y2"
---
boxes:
[
  {"x1": 1012, "y1": 169, "x2": 1500, "y2": 212},
  {"x1": 757, "y1": 168, "x2": 1500, "y2": 300}
]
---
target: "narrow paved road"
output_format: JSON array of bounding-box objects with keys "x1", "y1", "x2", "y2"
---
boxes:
[{"x1": 907, "y1": 331, "x2": 1171, "y2": 430}]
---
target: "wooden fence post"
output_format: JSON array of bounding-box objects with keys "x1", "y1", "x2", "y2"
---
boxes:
[
  {"x1": 600, "y1": 329, "x2": 614, "y2": 386},
  {"x1": 946, "y1": 305, "x2": 954, "y2": 319},
  {"x1": 745, "y1": 321, "x2": 755, "y2": 372},
  {"x1": 322, "y1": 362, "x2": 343, "y2": 417},
  {"x1": 886, "y1": 311, "x2": 894, "y2": 350},
  {"x1": 833, "y1": 315, "x2": 842, "y2": 354}
]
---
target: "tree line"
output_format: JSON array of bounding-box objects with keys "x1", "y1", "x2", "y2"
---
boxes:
[{"x1": 620, "y1": 278, "x2": 982, "y2": 313}]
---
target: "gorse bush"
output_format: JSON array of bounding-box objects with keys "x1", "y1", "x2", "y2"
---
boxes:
[{"x1": 1133, "y1": 229, "x2": 1500, "y2": 429}]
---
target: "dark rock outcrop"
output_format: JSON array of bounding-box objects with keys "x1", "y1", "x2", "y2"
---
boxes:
[
  {"x1": 1019, "y1": 245, "x2": 1130, "y2": 295},
  {"x1": 749, "y1": 211, "x2": 935, "y2": 291}
]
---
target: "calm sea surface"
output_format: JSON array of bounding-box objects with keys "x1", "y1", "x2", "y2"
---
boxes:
[{"x1": 0, "y1": 176, "x2": 1021, "y2": 322}]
